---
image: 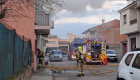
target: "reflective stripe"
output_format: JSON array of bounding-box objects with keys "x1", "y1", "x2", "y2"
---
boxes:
[
  {"x1": 78, "y1": 72, "x2": 82, "y2": 74},
  {"x1": 86, "y1": 55, "x2": 91, "y2": 58}
]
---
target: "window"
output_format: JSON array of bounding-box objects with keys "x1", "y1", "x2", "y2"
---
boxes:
[
  {"x1": 48, "y1": 41, "x2": 56, "y2": 44},
  {"x1": 123, "y1": 14, "x2": 127, "y2": 24},
  {"x1": 125, "y1": 54, "x2": 134, "y2": 66},
  {"x1": 51, "y1": 51, "x2": 61, "y2": 54},
  {"x1": 132, "y1": 53, "x2": 140, "y2": 69},
  {"x1": 106, "y1": 50, "x2": 116, "y2": 54}
]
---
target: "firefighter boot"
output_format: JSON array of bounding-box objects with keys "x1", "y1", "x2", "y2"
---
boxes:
[
  {"x1": 81, "y1": 74, "x2": 84, "y2": 76},
  {"x1": 77, "y1": 74, "x2": 81, "y2": 77}
]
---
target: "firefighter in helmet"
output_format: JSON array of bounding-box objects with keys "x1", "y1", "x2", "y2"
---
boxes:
[{"x1": 74, "y1": 46, "x2": 84, "y2": 77}]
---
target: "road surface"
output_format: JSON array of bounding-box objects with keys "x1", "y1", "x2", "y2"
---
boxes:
[{"x1": 50, "y1": 55, "x2": 118, "y2": 80}]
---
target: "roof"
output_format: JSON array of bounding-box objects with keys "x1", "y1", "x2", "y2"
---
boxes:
[
  {"x1": 90, "y1": 30, "x2": 96, "y2": 34},
  {"x1": 118, "y1": 1, "x2": 137, "y2": 13},
  {"x1": 95, "y1": 19, "x2": 120, "y2": 29},
  {"x1": 82, "y1": 27, "x2": 93, "y2": 34},
  {"x1": 82, "y1": 19, "x2": 120, "y2": 34}
]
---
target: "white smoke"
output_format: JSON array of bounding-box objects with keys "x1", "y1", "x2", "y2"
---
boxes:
[{"x1": 62, "y1": 0, "x2": 106, "y2": 13}]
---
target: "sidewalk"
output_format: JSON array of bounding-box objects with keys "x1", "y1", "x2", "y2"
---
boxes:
[
  {"x1": 30, "y1": 56, "x2": 53, "y2": 80},
  {"x1": 30, "y1": 68, "x2": 53, "y2": 80}
]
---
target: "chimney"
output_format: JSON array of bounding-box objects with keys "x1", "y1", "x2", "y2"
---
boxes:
[{"x1": 102, "y1": 19, "x2": 105, "y2": 24}]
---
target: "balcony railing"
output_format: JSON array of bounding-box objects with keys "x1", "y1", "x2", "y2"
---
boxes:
[{"x1": 130, "y1": 19, "x2": 137, "y2": 25}]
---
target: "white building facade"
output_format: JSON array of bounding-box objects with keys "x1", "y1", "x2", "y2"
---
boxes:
[{"x1": 119, "y1": 0, "x2": 140, "y2": 52}]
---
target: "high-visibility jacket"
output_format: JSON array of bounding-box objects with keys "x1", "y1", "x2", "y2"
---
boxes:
[{"x1": 74, "y1": 51, "x2": 84, "y2": 60}]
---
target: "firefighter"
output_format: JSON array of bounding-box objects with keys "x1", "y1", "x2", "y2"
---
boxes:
[
  {"x1": 37, "y1": 49, "x2": 44, "y2": 65},
  {"x1": 74, "y1": 46, "x2": 84, "y2": 77}
]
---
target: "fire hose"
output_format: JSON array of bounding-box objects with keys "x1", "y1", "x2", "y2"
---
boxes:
[{"x1": 39, "y1": 61, "x2": 115, "y2": 75}]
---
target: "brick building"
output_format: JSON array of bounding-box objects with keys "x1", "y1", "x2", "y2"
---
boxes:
[{"x1": 0, "y1": 0, "x2": 35, "y2": 67}]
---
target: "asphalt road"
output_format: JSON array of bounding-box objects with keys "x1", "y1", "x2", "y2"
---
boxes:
[{"x1": 50, "y1": 55, "x2": 119, "y2": 80}]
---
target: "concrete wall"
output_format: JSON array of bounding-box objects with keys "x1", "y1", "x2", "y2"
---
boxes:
[
  {"x1": 120, "y1": 8, "x2": 138, "y2": 35},
  {"x1": 109, "y1": 45, "x2": 122, "y2": 62},
  {"x1": 137, "y1": 9, "x2": 140, "y2": 31},
  {"x1": 129, "y1": 8, "x2": 137, "y2": 21}
]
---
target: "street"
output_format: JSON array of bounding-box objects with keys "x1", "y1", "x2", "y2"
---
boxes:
[
  {"x1": 31, "y1": 55, "x2": 119, "y2": 80},
  {"x1": 1, "y1": 1, "x2": 140, "y2": 80}
]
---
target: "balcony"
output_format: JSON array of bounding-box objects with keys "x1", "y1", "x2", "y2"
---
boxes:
[
  {"x1": 35, "y1": 13, "x2": 49, "y2": 26},
  {"x1": 130, "y1": 19, "x2": 137, "y2": 25},
  {"x1": 35, "y1": 25, "x2": 50, "y2": 35}
]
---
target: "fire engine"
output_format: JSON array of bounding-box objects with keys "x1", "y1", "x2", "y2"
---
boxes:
[
  {"x1": 68, "y1": 38, "x2": 83, "y2": 60},
  {"x1": 84, "y1": 39, "x2": 107, "y2": 65}
]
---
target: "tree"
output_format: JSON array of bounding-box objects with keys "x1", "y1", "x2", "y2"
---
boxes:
[
  {"x1": 0, "y1": 0, "x2": 63, "y2": 20},
  {"x1": 35, "y1": 0, "x2": 63, "y2": 14}
]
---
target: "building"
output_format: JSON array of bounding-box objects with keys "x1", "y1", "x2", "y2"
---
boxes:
[
  {"x1": 0, "y1": 0, "x2": 35, "y2": 67},
  {"x1": 46, "y1": 35, "x2": 69, "y2": 53},
  {"x1": 119, "y1": 0, "x2": 140, "y2": 52},
  {"x1": 35, "y1": 0, "x2": 54, "y2": 52},
  {"x1": 46, "y1": 35, "x2": 58, "y2": 52},
  {"x1": 82, "y1": 19, "x2": 128, "y2": 61},
  {"x1": 58, "y1": 39, "x2": 69, "y2": 53},
  {"x1": 67, "y1": 33, "x2": 76, "y2": 46}
]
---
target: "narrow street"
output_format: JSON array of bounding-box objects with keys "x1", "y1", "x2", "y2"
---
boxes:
[
  {"x1": 1, "y1": 1, "x2": 140, "y2": 80},
  {"x1": 31, "y1": 55, "x2": 119, "y2": 80}
]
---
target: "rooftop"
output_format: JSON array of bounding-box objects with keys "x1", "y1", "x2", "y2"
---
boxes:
[{"x1": 82, "y1": 19, "x2": 120, "y2": 34}]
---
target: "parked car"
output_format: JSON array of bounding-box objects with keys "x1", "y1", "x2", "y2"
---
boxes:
[
  {"x1": 106, "y1": 49, "x2": 118, "y2": 62},
  {"x1": 49, "y1": 50, "x2": 63, "y2": 62},
  {"x1": 117, "y1": 51, "x2": 140, "y2": 80}
]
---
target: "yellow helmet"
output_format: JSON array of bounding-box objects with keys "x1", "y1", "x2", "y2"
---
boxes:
[{"x1": 78, "y1": 46, "x2": 82, "y2": 51}]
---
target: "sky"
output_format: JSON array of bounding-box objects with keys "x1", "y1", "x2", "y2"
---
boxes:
[{"x1": 51, "y1": 0, "x2": 128, "y2": 39}]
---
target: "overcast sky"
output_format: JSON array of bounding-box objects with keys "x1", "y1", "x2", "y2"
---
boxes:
[{"x1": 51, "y1": 0, "x2": 128, "y2": 39}]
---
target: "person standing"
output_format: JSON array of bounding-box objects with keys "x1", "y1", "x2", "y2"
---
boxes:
[{"x1": 74, "y1": 46, "x2": 84, "y2": 77}]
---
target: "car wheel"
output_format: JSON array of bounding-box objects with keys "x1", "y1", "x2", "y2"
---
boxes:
[
  {"x1": 117, "y1": 78, "x2": 125, "y2": 80},
  {"x1": 114, "y1": 58, "x2": 118, "y2": 62},
  {"x1": 117, "y1": 75, "x2": 125, "y2": 80}
]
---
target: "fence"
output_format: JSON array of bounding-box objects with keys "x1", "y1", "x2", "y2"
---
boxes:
[{"x1": 0, "y1": 23, "x2": 32, "y2": 80}]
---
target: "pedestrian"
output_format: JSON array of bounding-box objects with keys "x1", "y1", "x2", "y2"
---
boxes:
[{"x1": 74, "y1": 46, "x2": 84, "y2": 77}]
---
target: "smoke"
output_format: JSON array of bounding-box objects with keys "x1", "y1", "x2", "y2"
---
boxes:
[{"x1": 62, "y1": 0, "x2": 106, "y2": 13}]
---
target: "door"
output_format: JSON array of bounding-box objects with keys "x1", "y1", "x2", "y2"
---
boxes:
[
  {"x1": 131, "y1": 38, "x2": 136, "y2": 50},
  {"x1": 129, "y1": 53, "x2": 140, "y2": 80},
  {"x1": 123, "y1": 43, "x2": 127, "y2": 55}
]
